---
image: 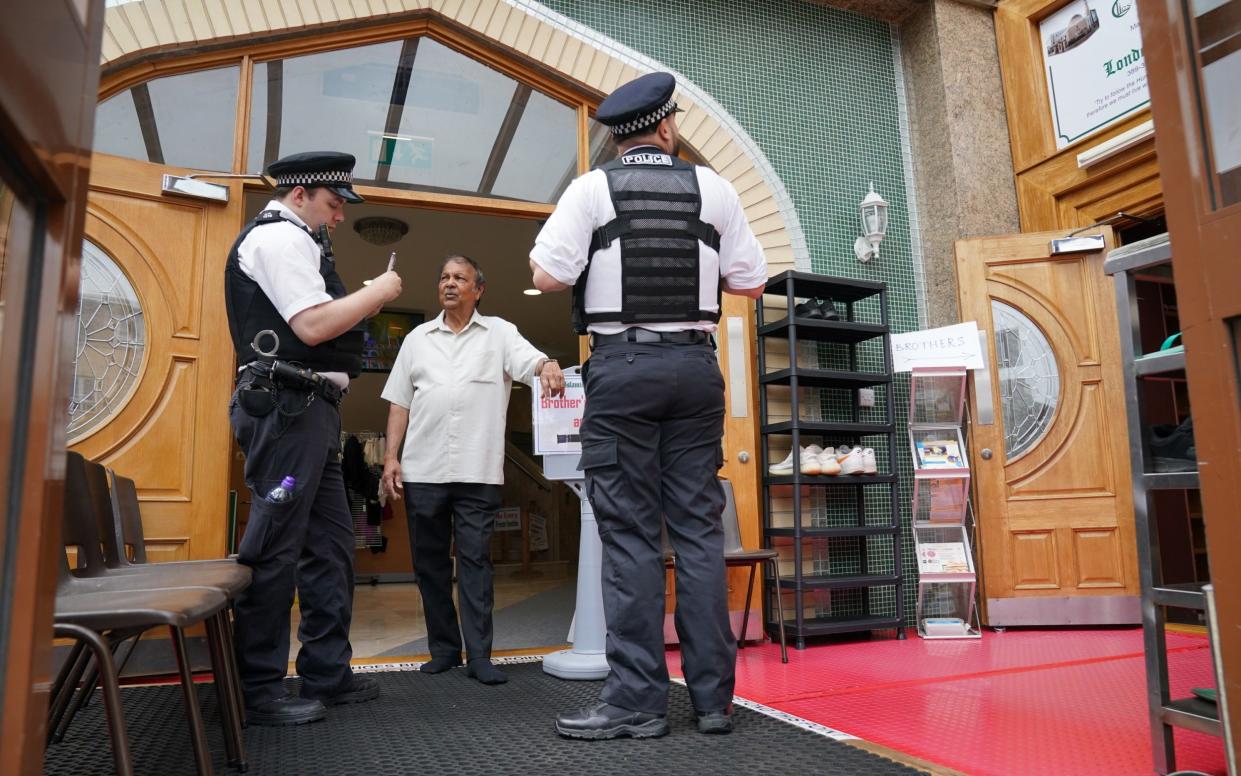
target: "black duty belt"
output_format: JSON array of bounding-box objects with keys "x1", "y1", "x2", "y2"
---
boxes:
[
  {"x1": 240, "y1": 362, "x2": 346, "y2": 407},
  {"x1": 590, "y1": 328, "x2": 714, "y2": 348}
]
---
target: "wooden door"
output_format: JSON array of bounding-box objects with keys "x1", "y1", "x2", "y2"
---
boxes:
[
  {"x1": 1139, "y1": 0, "x2": 1241, "y2": 765},
  {"x1": 956, "y1": 229, "x2": 1140, "y2": 625},
  {"x1": 70, "y1": 153, "x2": 242, "y2": 561}
]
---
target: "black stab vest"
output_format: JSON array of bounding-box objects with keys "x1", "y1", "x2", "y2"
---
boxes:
[
  {"x1": 572, "y1": 148, "x2": 723, "y2": 334},
  {"x1": 224, "y1": 210, "x2": 363, "y2": 376}
]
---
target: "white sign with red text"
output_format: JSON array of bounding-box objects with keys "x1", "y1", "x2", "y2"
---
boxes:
[{"x1": 533, "y1": 371, "x2": 585, "y2": 455}]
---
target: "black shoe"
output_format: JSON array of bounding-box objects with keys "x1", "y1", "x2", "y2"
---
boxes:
[
  {"x1": 555, "y1": 702, "x2": 669, "y2": 740},
  {"x1": 696, "y1": 708, "x2": 734, "y2": 734},
  {"x1": 245, "y1": 694, "x2": 327, "y2": 727},
  {"x1": 793, "y1": 298, "x2": 825, "y2": 319},
  {"x1": 1149, "y1": 417, "x2": 1196, "y2": 472},
  {"x1": 816, "y1": 297, "x2": 840, "y2": 321},
  {"x1": 305, "y1": 675, "x2": 380, "y2": 706}
]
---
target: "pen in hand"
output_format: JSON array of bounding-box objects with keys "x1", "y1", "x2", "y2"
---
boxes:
[{"x1": 387, "y1": 251, "x2": 396, "y2": 273}]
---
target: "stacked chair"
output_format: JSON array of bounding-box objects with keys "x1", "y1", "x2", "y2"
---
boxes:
[{"x1": 50, "y1": 451, "x2": 252, "y2": 775}]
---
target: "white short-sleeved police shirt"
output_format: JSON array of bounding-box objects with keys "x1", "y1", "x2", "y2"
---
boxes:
[
  {"x1": 236, "y1": 199, "x2": 346, "y2": 387},
  {"x1": 381, "y1": 310, "x2": 546, "y2": 485},
  {"x1": 529, "y1": 148, "x2": 768, "y2": 334}
]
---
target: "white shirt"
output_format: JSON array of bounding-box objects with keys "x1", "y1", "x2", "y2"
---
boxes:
[
  {"x1": 236, "y1": 199, "x2": 347, "y2": 387},
  {"x1": 381, "y1": 310, "x2": 546, "y2": 485},
  {"x1": 530, "y1": 148, "x2": 768, "y2": 334}
]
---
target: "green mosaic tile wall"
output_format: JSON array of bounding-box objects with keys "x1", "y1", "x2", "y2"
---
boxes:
[{"x1": 536, "y1": 0, "x2": 924, "y2": 630}]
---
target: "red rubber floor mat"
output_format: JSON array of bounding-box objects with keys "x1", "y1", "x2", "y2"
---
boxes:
[{"x1": 678, "y1": 628, "x2": 1226, "y2": 775}]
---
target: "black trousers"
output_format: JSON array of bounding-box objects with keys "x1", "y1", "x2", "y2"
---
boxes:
[
  {"x1": 580, "y1": 340, "x2": 736, "y2": 715},
  {"x1": 230, "y1": 377, "x2": 356, "y2": 706},
  {"x1": 402, "y1": 482, "x2": 502, "y2": 662}
]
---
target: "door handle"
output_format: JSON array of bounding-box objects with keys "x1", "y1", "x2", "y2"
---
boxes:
[
  {"x1": 738, "y1": 451, "x2": 750, "y2": 463},
  {"x1": 980, "y1": 448, "x2": 993, "y2": 460}
]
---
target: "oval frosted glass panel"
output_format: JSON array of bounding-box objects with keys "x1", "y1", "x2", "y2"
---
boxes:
[
  {"x1": 992, "y1": 301, "x2": 1059, "y2": 458},
  {"x1": 94, "y1": 66, "x2": 239, "y2": 171},
  {"x1": 248, "y1": 38, "x2": 580, "y2": 202},
  {"x1": 68, "y1": 241, "x2": 146, "y2": 441}
]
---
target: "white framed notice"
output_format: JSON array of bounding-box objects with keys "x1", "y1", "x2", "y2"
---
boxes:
[
  {"x1": 494, "y1": 507, "x2": 521, "y2": 533},
  {"x1": 890, "y1": 322, "x2": 984, "y2": 372},
  {"x1": 1041, "y1": 0, "x2": 1149, "y2": 150},
  {"x1": 532, "y1": 369, "x2": 585, "y2": 455}
]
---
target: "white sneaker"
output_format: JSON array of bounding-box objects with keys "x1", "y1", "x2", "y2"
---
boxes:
[
  {"x1": 800, "y1": 444, "x2": 824, "y2": 475},
  {"x1": 817, "y1": 449, "x2": 842, "y2": 475},
  {"x1": 839, "y1": 446, "x2": 866, "y2": 475},
  {"x1": 769, "y1": 448, "x2": 795, "y2": 475},
  {"x1": 834, "y1": 444, "x2": 852, "y2": 460},
  {"x1": 861, "y1": 448, "x2": 877, "y2": 474}
]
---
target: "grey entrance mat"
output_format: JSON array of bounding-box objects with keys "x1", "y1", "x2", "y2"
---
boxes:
[
  {"x1": 379, "y1": 580, "x2": 577, "y2": 657},
  {"x1": 43, "y1": 661, "x2": 927, "y2": 775}
]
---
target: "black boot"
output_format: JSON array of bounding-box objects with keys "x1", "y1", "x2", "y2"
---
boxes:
[
  {"x1": 304, "y1": 675, "x2": 380, "y2": 706},
  {"x1": 555, "y1": 702, "x2": 668, "y2": 740}
]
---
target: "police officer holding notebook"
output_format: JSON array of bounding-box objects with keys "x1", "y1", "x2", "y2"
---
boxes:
[
  {"x1": 529, "y1": 73, "x2": 768, "y2": 739},
  {"x1": 225, "y1": 151, "x2": 402, "y2": 726}
]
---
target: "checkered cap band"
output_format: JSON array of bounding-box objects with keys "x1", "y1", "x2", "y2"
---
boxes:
[
  {"x1": 275, "y1": 170, "x2": 354, "y2": 187},
  {"x1": 610, "y1": 98, "x2": 678, "y2": 135}
]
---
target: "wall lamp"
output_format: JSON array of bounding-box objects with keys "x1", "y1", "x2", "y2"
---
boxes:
[{"x1": 853, "y1": 182, "x2": 889, "y2": 264}]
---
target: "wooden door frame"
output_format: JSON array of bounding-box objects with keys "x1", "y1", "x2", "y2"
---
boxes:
[
  {"x1": 1138, "y1": 0, "x2": 1241, "y2": 765},
  {"x1": 0, "y1": 2, "x2": 105, "y2": 774}
]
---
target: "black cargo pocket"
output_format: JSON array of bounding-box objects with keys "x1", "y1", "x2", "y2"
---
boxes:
[
  {"x1": 715, "y1": 444, "x2": 725, "y2": 472},
  {"x1": 236, "y1": 479, "x2": 298, "y2": 565},
  {"x1": 237, "y1": 386, "x2": 276, "y2": 418},
  {"x1": 580, "y1": 437, "x2": 633, "y2": 534}
]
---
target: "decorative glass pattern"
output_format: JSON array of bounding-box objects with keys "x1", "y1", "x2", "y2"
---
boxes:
[
  {"x1": 992, "y1": 301, "x2": 1059, "y2": 458},
  {"x1": 68, "y1": 241, "x2": 146, "y2": 440}
]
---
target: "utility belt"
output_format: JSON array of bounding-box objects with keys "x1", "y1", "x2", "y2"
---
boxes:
[
  {"x1": 589, "y1": 328, "x2": 715, "y2": 349},
  {"x1": 239, "y1": 360, "x2": 345, "y2": 407}
]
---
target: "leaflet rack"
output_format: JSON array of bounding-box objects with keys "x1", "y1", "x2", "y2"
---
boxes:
[{"x1": 907, "y1": 366, "x2": 980, "y2": 639}]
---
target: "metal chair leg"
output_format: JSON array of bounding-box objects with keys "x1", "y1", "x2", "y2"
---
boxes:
[
  {"x1": 46, "y1": 641, "x2": 91, "y2": 744},
  {"x1": 768, "y1": 558, "x2": 788, "y2": 663},
  {"x1": 53, "y1": 624, "x2": 132, "y2": 776},
  {"x1": 206, "y1": 613, "x2": 247, "y2": 771},
  {"x1": 224, "y1": 608, "x2": 246, "y2": 728},
  {"x1": 739, "y1": 563, "x2": 757, "y2": 648},
  {"x1": 54, "y1": 629, "x2": 143, "y2": 743},
  {"x1": 170, "y1": 625, "x2": 214, "y2": 776}
]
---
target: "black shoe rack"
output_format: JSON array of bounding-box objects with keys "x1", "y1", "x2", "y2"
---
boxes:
[
  {"x1": 756, "y1": 270, "x2": 904, "y2": 649},
  {"x1": 1104, "y1": 232, "x2": 1221, "y2": 774}
]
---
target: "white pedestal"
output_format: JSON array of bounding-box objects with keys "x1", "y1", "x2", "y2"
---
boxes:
[{"x1": 541, "y1": 461, "x2": 609, "y2": 681}]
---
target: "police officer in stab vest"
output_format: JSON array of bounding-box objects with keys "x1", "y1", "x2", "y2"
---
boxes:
[
  {"x1": 225, "y1": 151, "x2": 402, "y2": 726},
  {"x1": 529, "y1": 73, "x2": 768, "y2": 739}
]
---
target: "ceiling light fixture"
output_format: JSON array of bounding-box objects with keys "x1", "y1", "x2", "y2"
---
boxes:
[{"x1": 353, "y1": 216, "x2": 409, "y2": 246}]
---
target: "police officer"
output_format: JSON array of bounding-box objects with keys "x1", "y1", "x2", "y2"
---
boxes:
[
  {"x1": 226, "y1": 151, "x2": 402, "y2": 726},
  {"x1": 529, "y1": 73, "x2": 768, "y2": 739}
]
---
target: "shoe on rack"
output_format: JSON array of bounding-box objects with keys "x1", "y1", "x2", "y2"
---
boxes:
[
  {"x1": 696, "y1": 707, "x2": 734, "y2": 734},
  {"x1": 816, "y1": 297, "x2": 841, "y2": 321},
  {"x1": 816, "y1": 449, "x2": 842, "y2": 475},
  {"x1": 839, "y1": 447, "x2": 866, "y2": 475},
  {"x1": 835, "y1": 444, "x2": 852, "y2": 460},
  {"x1": 769, "y1": 448, "x2": 795, "y2": 475},
  {"x1": 861, "y1": 448, "x2": 877, "y2": 475},
  {"x1": 246, "y1": 694, "x2": 327, "y2": 727},
  {"x1": 793, "y1": 298, "x2": 826, "y2": 319},
  {"x1": 1149, "y1": 417, "x2": 1196, "y2": 472},
  {"x1": 800, "y1": 444, "x2": 824, "y2": 475},
  {"x1": 555, "y1": 702, "x2": 669, "y2": 740}
]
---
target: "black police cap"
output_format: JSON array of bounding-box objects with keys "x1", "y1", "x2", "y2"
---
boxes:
[
  {"x1": 266, "y1": 151, "x2": 364, "y2": 203},
  {"x1": 596, "y1": 72, "x2": 681, "y2": 136}
]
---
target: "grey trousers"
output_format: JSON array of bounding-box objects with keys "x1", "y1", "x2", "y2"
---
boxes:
[
  {"x1": 580, "y1": 340, "x2": 736, "y2": 715},
  {"x1": 230, "y1": 377, "x2": 356, "y2": 706}
]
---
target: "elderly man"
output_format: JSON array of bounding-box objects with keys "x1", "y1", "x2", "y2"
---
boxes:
[
  {"x1": 530, "y1": 72, "x2": 768, "y2": 739},
  {"x1": 381, "y1": 254, "x2": 564, "y2": 685}
]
